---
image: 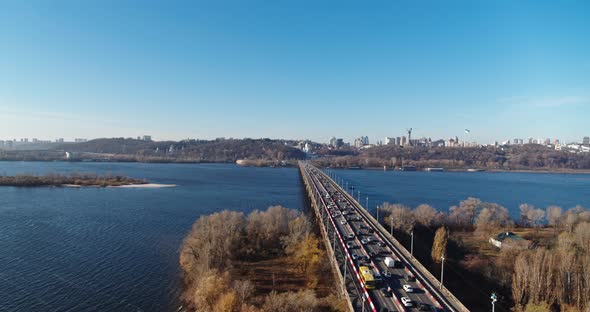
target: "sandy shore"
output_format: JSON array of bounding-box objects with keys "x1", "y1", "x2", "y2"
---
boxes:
[
  {"x1": 111, "y1": 183, "x2": 176, "y2": 188},
  {"x1": 61, "y1": 183, "x2": 176, "y2": 188}
]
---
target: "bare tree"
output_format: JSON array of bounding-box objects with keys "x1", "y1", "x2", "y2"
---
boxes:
[
  {"x1": 546, "y1": 205, "x2": 563, "y2": 230},
  {"x1": 448, "y1": 197, "x2": 482, "y2": 228},
  {"x1": 475, "y1": 202, "x2": 512, "y2": 235},
  {"x1": 520, "y1": 203, "x2": 535, "y2": 226},
  {"x1": 233, "y1": 279, "x2": 255, "y2": 307},
  {"x1": 414, "y1": 204, "x2": 438, "y2": 227},
  {"x1": 381, "y1": 203, "x2": 415, "y2": 233}
]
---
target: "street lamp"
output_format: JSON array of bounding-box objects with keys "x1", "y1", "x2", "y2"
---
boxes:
[
  {"x1": 376, "y1": 205, "x2": 379, "y2": 224},
  {"x1": 491, "y1": 293, "x2": 497, "y2": 312},
  {"x1": 440, "y1": 255, "x2": 445, "y2": 289},
  {"x1": 366, "y1": 196, "x2": 368, "y2": 210},
  {"x1": 390, "y1": 216, "x2": 394, "y2": 236},
  {"x1": 410, "y1": 230, "x2": 414, "y2": 259}
]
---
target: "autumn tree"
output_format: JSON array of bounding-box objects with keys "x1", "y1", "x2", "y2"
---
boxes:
[
  {"x1": 546, "y1": 205, "x2": 563, "y2": 231},
  {"x1": 448, "y1": 197, "x2": 482, "y2": 228},
  {"x1": 475, "y1": 202, "x2": 512, "y2": 235},
  {"x1": 431, "y1": 226, "x2": 448, "y2": 263},
  {"x1": 381, "y1": 203, "x2": 415, "y2": 233},
  {"x1": 414, "y1": 204, "x2": 438, "y2": 227}
]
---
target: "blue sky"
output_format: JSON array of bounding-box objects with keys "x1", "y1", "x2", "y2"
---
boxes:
[{"x1": 1, "y1": 0, "x2": 589, "y2": 144}]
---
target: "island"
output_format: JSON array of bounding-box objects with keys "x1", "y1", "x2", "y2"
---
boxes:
[{"x1": 0, "y1": 174, "x2": 153, "y2": 187}]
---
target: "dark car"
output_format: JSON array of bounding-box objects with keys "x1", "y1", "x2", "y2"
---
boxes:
[
  {"x1": 418, "y1": 303, "x2": 430, "y2": 311},
  {"x1": 406, "y1": 274, "x2": 416, "y2": 282},
  {"x1": 380, "y1": 287, "x2": 391, "y2": 297}
]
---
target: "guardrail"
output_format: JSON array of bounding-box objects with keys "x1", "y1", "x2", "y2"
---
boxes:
[
  {"x1": 299, "y1": 163, "x2": 356, "y2": 312},
  {"x1": 314, "y1": 164, "x2": 470, "y2": 312}
]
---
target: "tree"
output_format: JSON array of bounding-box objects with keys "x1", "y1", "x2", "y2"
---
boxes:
[
  {"x1": 520, "y1": 203, "x2": 534, "y2": 226},
  {"x1": 233, "y1": 280, "x2": 255, "y2": 307},
  {"x1": 448, "y1": 197, "x2": 482, "y2": 228},
  {"x1": 546, "y1": 205, "x2": 563, "y2": 230},
  {"x1": 475, "y1": 202, "x2": 512, "y2": 235},
  {"x1": 431, "y1": 226, "x2": 448, "y2": 263},
  {"x1": 381, "y1": 203, "x2": 415, "y2": 233},
  {"x1": 414, "y1": 204, "x2": 438, "y2": 227}
]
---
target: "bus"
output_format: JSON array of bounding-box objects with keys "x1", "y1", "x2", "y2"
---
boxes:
[{"x1": 359, "y1": 266, "x2": 376, "y2": 289}]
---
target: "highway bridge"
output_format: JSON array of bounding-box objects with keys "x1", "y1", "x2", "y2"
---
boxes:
[{"x1": 299, "y1": 161, "x2": 469, "y2": 312}]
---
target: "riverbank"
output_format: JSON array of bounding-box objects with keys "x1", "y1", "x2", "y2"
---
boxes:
[{"x1": 320, "y1": 165, "x2": 590, "y2": 174}]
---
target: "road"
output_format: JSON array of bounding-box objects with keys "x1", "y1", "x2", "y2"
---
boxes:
[{"x1": 301, "y1": 162, "x2": 467, "y2": 312}]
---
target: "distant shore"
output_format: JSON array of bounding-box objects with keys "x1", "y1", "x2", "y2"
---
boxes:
[{"x1": 321, "y1": 166, "x2": 590, "y2": 174}]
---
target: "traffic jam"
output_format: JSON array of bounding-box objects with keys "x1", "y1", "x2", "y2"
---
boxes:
[{"x1": 305, "y1": 164, "x2": 444, "y2": 312}]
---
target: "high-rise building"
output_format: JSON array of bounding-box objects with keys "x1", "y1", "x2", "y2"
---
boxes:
[
  {"x1": 329, "y1": 136, "x2": 337, "y2": 147},
  {"x1": 528, "y1": 138, "x2": 534, "y2": 144},
  {"x1": 335, "y1": 139, "x2": 344, "y2": 148},
  {"x1": 385, "y1": 137, "x2": 393, "y2": 145},
  {"x1": 401, "y1": 136, "x2": 407, "y2": 146},
  {"x1": 583, "y1": 136, "x2": 590, "y2": 145},
  {"x1": 544, "y1": 138, "x2": 551, "y2": 145},
  {"x1": 143, "y1": 135, "x2": 152, "y2": 141}
]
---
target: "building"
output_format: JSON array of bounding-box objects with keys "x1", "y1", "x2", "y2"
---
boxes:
[
  {"x1": 74, "y1": 138, "x2": 87, "y2": 143},
  {"x1": 489, "y1": 232, "x2": 526, "y2": 249},
  {"x1": 329, "y1": 136, "x2": 337, "y2": 147},
  {"x1": 385, "y1": 137, "x2": 393, "y2": 145},
  {"x1": 401, "y1": 136, "x2": 407, "y2": 146},
  {"x1": 354, "y1": 136, "x2": 369, "y2": 148},
  {"x1": 583, "y1": 136, "x2": 590, "y2": 145},
  {"x1": 335, "y1": 138, "x2": 344, "y2": 148},
  {"x1": 544, "y1": 138, "x2": 551, "y2": 145},
  {"x1": 142, "y1": 135, "x2": 152, "y2": 141}
]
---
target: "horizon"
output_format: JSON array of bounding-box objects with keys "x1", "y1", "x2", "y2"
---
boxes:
[{"x1": 1, "y1": 1, "x2": 589, "y2": 144}]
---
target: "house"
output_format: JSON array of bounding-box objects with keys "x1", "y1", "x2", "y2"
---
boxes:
[{"x1": 489, "y1": 231, "x2": 525, "y2": 248}]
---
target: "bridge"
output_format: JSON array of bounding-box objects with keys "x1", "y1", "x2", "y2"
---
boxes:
[{"x1": 299, "y1": 161, "x2": 469, "y2": 312}]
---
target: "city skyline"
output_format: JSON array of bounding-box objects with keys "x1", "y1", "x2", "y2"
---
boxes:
[{"x1": 1, "y1": 1, "x2": 589, "y2": 143}]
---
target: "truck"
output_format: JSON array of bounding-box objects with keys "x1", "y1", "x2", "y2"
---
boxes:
[{"x1": 384, "y1": 256, "x2": 397, "y2": 268}]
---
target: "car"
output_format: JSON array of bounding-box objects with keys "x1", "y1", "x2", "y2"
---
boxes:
[
  {"x1": 346, "y1": 242, "x2": 354, "y2": 249},
  {"x1": 361, "y1": 238, "x2": 368, "y2": 245},
  {"x1": 340, "y1": 220, "x2": 347, "y2": 225},
  {"x1": 403, "y1": 284, "x2": 414, "y2": 292},
  {"x1": 401, "y1": 297, "x2": 413, "y2": 307},
  {"x1": 348, "y1": 233, "x2": 355, "y2": 239},
  {"x1": 366, "y1": 237, "x2": 372, "y2": 243},
  {"x1": 369, "y1": 251, "x2": 377, "y2": 258},
  {"x1": 360, "y1": 224, "x2": 367, "y2": 229},
  {"x1": 342, "y1": 210, "x2": 348, "y2": 215},
  {"x1": 406, "y1": 274, "x2": 416, "y2": 282},
  {"x1": 380, "y1": 287, "x2": 391, "y2": 297},
  {"x1": 377, "y1": 241, "x2": 385, "y2": 247},
  {"x1": 383, "y1": 270, "x2": 392, "y2": 278},
  {"x1": 368, "y1": 228, "x2": 374, "y2": 234},
  {"x1": 351, "y1": 254, "x2": 359, "y2": 260},
  {"x1": 418, "y1": 303, "x2": 431, "y2": 311},
  {"x1": 362, "y1": 255, "x2": 369, "y2": 261}
]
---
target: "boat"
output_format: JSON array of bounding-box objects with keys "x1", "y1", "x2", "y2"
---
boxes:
[
  {"x1": 400, "y1": 165, "x2": 417, "y2": 171},
  {"x1": 425, "y1": 167, "x2": 444, "y2": 172},
  {"x1": 467, "y1": 168, "x2": 485, "y2": 172}
]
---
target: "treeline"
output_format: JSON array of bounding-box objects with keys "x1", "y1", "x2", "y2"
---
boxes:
[
  {"x1": 57, "y1": 138, "x2": 306, "y2": 162},
  {"x1": 377, "y1": 198, "x2": 590, "y2": 311},
  {"x1": 313, "y1": 145, "x2": 590, "y2": 170},
  {"x1": 179, "y1": 206, "x2": 345, "y2": 312},
  {"x1": 0, "y1": 173, "x2": 146, "y2": 187}
]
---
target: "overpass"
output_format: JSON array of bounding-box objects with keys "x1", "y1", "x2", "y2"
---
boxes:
[{"x1": 299, "y1": 161, "x2": 469, "y2": 312}]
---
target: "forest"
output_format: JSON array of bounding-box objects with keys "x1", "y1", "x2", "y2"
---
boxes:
[
  {"x1": 179, "y1": 206, "x2": 347, "y2": 312},
  {"x1": 376, "y1": 198, "x2": 590, "y2": 311}
]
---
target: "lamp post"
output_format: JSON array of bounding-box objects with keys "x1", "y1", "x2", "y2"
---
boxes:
[
  {"x1": 366, "y1": 196, "x2": 368, "y2": 211},
  {"x1": 390, "y1": 216, "x2": 394, "y2": 236},
  {"x1": 377, "y1": 205, "x2": 379, "y2": 224},
  {"x1": 440, "y1": 255, "x2": 445, "y2": 289},
  {"x1": 491, "y1": 293, "x2": 497, "y2": 312},
  {"x1": 410, "y1": 230, "x2": 414, "y2": 259}
]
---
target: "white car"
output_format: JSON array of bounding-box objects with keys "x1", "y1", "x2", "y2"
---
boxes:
[
  {"x1": 348, "y1": 233, "x2": 355, "y2": 239},
  {"x1": 340, "y1": 220, "x2": 347, "y2": 225},
  {"x1": 351, "y1": 254, "x2": 359, "y2": 260},
  {"x1": 361, "y1": 238, "x2": 368, "y2": 245},
  {"x1": 403, "y1": 284, "x2": 414, "y2": 293},
  {"x1": 401, "y1": 297, "x2": 413, "y2": 307}
]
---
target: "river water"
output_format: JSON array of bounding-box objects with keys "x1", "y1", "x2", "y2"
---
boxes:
[{"x1": 0, "y1": 162, "x2": 588, "y2": 311}]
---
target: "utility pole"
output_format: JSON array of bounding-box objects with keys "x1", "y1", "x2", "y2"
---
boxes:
[
  {"x1": 410, "y1": 230, "x2": 414, "y2": 259},
  {"x1": 440, "y1": 255, "x2": 445, "y2": 289}
]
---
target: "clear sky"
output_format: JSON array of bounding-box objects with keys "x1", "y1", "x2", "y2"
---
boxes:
[{"x1": 1, "y1": 0, "x2": 589, "y2": 144}]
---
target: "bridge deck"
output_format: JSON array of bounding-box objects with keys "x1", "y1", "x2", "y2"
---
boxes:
[{"x1": 300, "y1": 161, "x2": 469, "y2": 312}]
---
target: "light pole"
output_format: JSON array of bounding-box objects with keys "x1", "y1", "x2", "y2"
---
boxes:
[
  {"x1": 377, "y1": 205, "x2": 379, "y2": 224},
  {"x1": 357, "y1": 190, "x2": 360, "y2": 202},
  {"x1": 346, "y1": 182, "x2": 348, "y2": 194},
  {"x1": 390, "y1": 216, "x2": 394, "y2": 236},
  {"x1": 491, "y1": 293, "x2": 497, "y2": 312},
  {"x1": 410, "y1": 230, "x2": 414, "y2": 259},
  {"x1": 366, "y1": 196, "x2": 368, "y2": 210},
  {"x1": 440, "y1": 255, "x2": 445, "y2": 289}
]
